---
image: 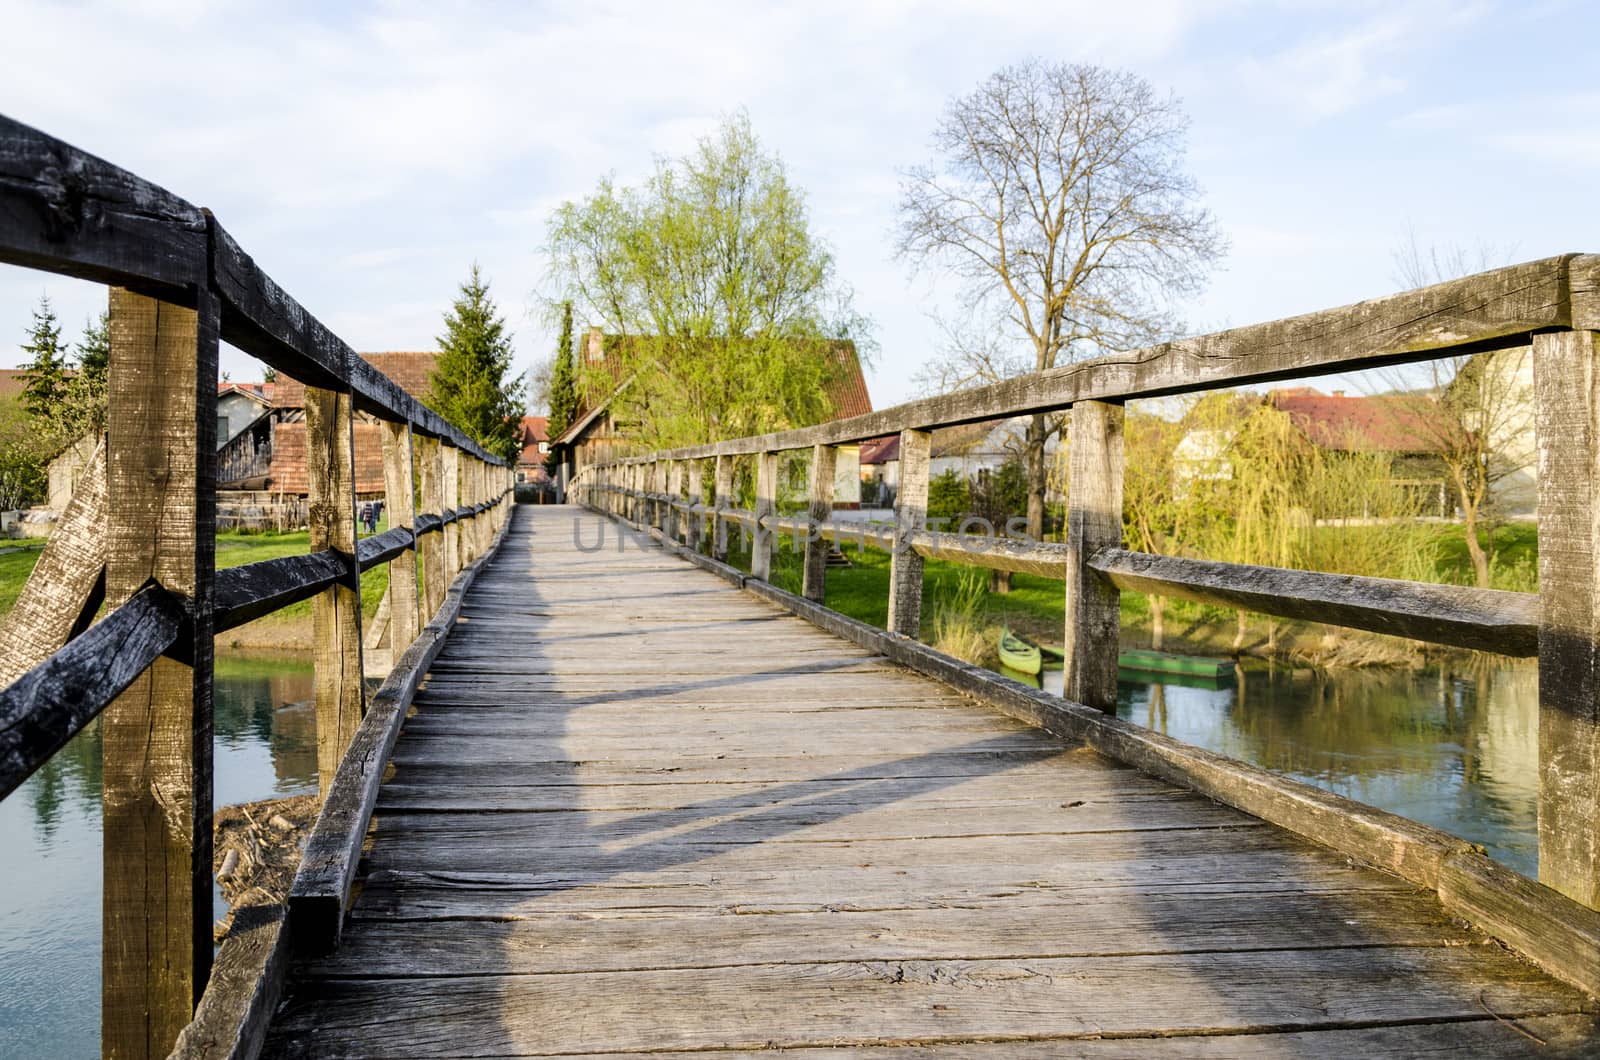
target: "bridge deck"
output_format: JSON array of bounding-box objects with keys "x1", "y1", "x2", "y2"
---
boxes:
[{"x1": 265, "y1": 506, "x2": 1596, "y2": 1057}]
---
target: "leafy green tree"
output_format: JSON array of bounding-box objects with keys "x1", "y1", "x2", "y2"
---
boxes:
[
  {"x1": 68, "y1": 310, "x2": 109, "y2": 438},
  {"x1": 547, "y1": 111, "x2": 870, "y2": 450},
  {"x1": 426, "y1": 265, "x2": 527, "y2": 462},
  {"x1": 545, "y1": 301, "x2": 578, "y2": 472},
  {"x1": 927, "y1": 469, "x2": 970, "y2": 527}
]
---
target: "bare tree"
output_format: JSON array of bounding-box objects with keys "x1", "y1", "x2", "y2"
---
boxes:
[
  {"x1": 1389, "y1": 234, "x2": 1528, "y2": 589},
  {"x1": 895, "y1": 59, "x2": 1225, "y2": 539}
]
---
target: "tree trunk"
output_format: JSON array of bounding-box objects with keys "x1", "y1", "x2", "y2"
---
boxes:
[
  {"x1": 1150, "y1": 595, "x2": 1165, "y2": 651},
  {"x1": 1461, "y1": 497, "x2": 1491, "y2": 589},
  {"x1": 1025, "y1": 412, "x2": 1048, "y2": 541}
]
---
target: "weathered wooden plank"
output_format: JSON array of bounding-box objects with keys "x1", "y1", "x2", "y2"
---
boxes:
[
  {"x1": 0, "y1": 585, "x2": 182, "y2": 798},
  {"x1": 381, "y1": 420, "x2": 420, "y2": 651},
  {"x1": 288, "y1": 503, "x2": 515, "y2": 954},
  {"x1": 417, "y1": 436, "x2": 446, "y2": 623},
  {"x1": 712, "y1": 453, "x2": 732, "y2": 561},
  {"x1": 887, "y1": 429, "x2": 930, "y2": 637},
  {"x1": 168, "y1": 905, "x2": 289, "y2": 1060},
  {"x1": 354, "y1": 526, "x2": 412, "y2": 571},
  {"x1": 0, "y1": 114, "x2": 207, "y2": 295},
  {"x1": 1065, "y1": 400, "x2": 1122, "y2": 712},
  {"x1": 0, "y1": 437, "x2": 107, "y2": 687},
  {"x1": 442, "y1": 446, "x2": 461, "y2": 582},
  {"x1": 1091, "y1": 548, "x2": 1540, "y2": 657},
  {"x1": 410, "y1": 1018, "x2": 1600, "y2": 1060},
  {"x1": 646, "y1": 256, "x2": 1587, "y2": 460},
  {"x1": 302, "y1": 888, "x2": 1480, "y2": 979},
  {"x1": 101, "y1": 287, "x2": 217, "y2": 1059},
  {"x1": 214, "y1": 551, "x2": 348, "y2": 632},
  {"x1": 686, "y1": 458, "x2": 705, "y2": 552},
  {"x1": 751, "y1": 451, "x2": 777, "y2": 581},
  {"x1": 305, "y1": 385, "x2": 365, "y2": 799},
  {"x1": 1535, "y1": 327, "x2": 1600, "y2": 910},
  {"x1": 802, "y1": 443, "x2": 837, "y2": 602},
  {"x1": 265, "y1": 946, "x2": 1591, "y2": 1057}
]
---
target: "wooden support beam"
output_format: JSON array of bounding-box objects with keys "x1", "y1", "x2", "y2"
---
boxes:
[
  {"x1": 887, "y1": 429, "x2": 931, "y2": 637},
  {"x1": 101, "y1": 287, "x2": 218, "y2": 1059},
  {"x1": 443, "y1": 446, "x2": 462, "y2": 581},
  {"x1": 417, "y1": 436, "x2": 446, "y2": 624},
  {"x1": 1064, "y1": 400, "x2": 1124, "y2": 713},
  {"x1": 686, "y1": 459, "x2": 705, "y2": 554},
  {"x1": 802, "y1": 444, "x2": 837, "y2": 603},
  {"x1": 381, "y1": 421, "x2": 420, "y2": 653},
  {"x1": 305, "y1": 385, "x2": 365, "y2": 800},
  {"x1": 752, "y1": 451, "x2": 778, "y2": 581},
  {"x1": 0, "y1": 438, "x2": 107, "y2": 687},
  {"x1": 667, "y1": 460, "x2": 684, "y2": 544},
  {"x1": 712, "y1": 455, "x2": 732, "y2": 561},
  {"x1": 1535, "y1": 328, "x2": 1600, "y2": 908}
]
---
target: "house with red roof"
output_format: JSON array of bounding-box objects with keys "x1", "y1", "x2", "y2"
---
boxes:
[
  {"x1": 551, "y1": 328, "x2": 871, "y2": 506},
  {"x1": 516, "y1": 416, "x2": 551, "y2": 490}
]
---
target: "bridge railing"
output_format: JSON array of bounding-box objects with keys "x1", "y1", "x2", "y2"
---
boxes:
[
  {"x1": 0, "y1": 114, "x2": 513, "y2": 1057},
  {"x1": 574, "y1": 254, "x2": 1600, "y2": 987}
]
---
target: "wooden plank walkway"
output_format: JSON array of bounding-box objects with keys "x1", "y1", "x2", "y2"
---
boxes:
[{"x1": 264, "y1": 506, "x2": 1598, "y2": 1057}]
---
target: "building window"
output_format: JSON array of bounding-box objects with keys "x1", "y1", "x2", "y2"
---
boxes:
[
  {"x1": 517, "y1": 471, "x2": 527, "y2": 483},
  {"x1": 538, "y1": 441, "x2": 549, "y2": 454}
]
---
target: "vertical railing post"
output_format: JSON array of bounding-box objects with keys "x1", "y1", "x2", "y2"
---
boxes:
[
  {"x1": 686, "y1": 458, "x2": 705, "y2": 553},
  {"x1": 802, "y1": 443, "x2": 837, "y2": 603},
  {"x1": 443, "y1": 446, "x2": 462, "y2": 580},
  {"x1": 651, "y1": 458, "x2": 665, "y2": 532},
  {"x1": 887, "y1": 429, "x2": 930, "y2": 637},
  {"x1": 667, "y1": 460, "x2": 684, "y2": 544},
  {"x1": 752, "y1": 450, "x2": 778, "y2": 581},
  {"x1": 1064, "y1": 400, "x2": 1124, "y2": 713},
  {"x1": 381, "y1": 420, "x2": 420, "y2": 650},
  {"x1": 418, "y1": 435, "x2": 446, "y2": 621},
  {"x1": 1535, "y1": 328, "x2": 1600, "y2": 907},
  {"x1": 713, "y1": 454, "x2": 732, "y2": 562},
  {"x1": 101, "y1": 287, "x2": 218, "y2": 1059},
  {"x1": 305, "y1": 383, "x2": 366, "y2": 795}
]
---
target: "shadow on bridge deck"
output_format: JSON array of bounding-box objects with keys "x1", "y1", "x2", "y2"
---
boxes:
[{"x1": 263, "y1": 506, "x2": 1597, "y2": 1058}]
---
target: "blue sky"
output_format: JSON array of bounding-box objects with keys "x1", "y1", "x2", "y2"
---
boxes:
[{"x1": 2, "y1": 0, "x2": 1595, "y2": 408}]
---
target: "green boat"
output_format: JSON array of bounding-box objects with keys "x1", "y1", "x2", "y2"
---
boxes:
[
  {"x1": 1116, "y1": 648, "x2": 1234, "y2": 679},
  {"x1": 998, "y1": 631, "x2": 1042, "y2": 675}
]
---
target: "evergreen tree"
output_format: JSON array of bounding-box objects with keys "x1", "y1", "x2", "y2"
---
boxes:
[
  {"x1": 19, "y1": 295, "x2": 68, "y2": 424},
  {"x1": 69, "y1": 311, "x2": 110, "y2": 437},
  {"x1": 545, "y1": 301, "x2": 578, "y2": 472},
  {"x1": 426, "y1": 265, "x2": 526, "y2": 462}
]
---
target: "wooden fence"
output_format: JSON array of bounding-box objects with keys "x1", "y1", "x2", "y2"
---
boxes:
[
  {"x1": 572, "y1": 254, "x2": 1600, "y2": 987},
  {"x1": 0, "y1": 114, "x2": 512, "y2": 1058}
]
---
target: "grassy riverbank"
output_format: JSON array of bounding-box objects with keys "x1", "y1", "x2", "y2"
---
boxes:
[
  {"x1": 0, "y1": 529, "x2": 389, "y2": 651},
  {"x1": 728, "y1": 520, "x2": 1538, "y2": 670}
]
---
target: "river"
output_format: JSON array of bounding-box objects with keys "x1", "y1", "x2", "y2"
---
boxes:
[{"x1": 0, "y1": 654, "x2": 1539, "y2": 1057}]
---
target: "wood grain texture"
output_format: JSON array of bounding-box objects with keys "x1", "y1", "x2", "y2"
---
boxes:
[
  {"x1": 260, "y1": 506, "x2": 1599, "y2": 1057},
  {"x1": 305, "y1": 386, "x2": 364, "y2": 799},
  {"x1": 1091, "y1": 548, "x2": 1539, "y2": 656},
  {"x1": 381, "y1": 420, "x2": 419, "y2": 650},
  {"x1": 1065, "y1": 401, "x2": 1123, "y2": 712},
  {"x1": 169, "y1": 905, "x2": 288, "y2": 1060},
  {"x1": 0, "y1": 585, "x2": 182, "y2": 798},
  {"x1": 418, "y1": 436, "x2": 445, "y2": 623},
  {"x1": 1535, "y1": 328, "x2": 1600, "y2": 909},
  {"x1": 0, "y1": 437, "x2": 107, "y2": 687},
  {"x1": 101, "y1": 287, "x2": 217, "y2": 1059},
  {"x1": 751, "y1": 451, "x2": 777, "y2": 582},
  {"x1": 802, "y1": 443, "x2": 837, "y2": 602},
  {"x1": 288, "y1": 506, "x2": 515, "y2": 954},
  {"x1": 214, "y1": 552, "x2": 348, "y2": 632},
  {"x1": 713, "y1": 454, "x2": 732, "y2": 561},
  {"x1": 888, "y1": 429, "x2": 931, "y2": 637},
  {"x1": 686, "y1": 458, "x2": 705, "y2": 553},
  {"x1": 622, "y1": 256, "x2": 1589, "y2": 461}
]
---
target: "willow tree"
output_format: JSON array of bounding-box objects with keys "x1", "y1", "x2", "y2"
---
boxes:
[
  {"x1": 546, "y1": 112, "x2": 869, "y2": 450},
  {"x1": 896, "y1": 60, "x2": 1225, "y2": 540}
]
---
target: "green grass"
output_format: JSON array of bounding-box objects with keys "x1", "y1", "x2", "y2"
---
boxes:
[{"x1": 0, "y1": 524, "x2": 392, "y2": 624}]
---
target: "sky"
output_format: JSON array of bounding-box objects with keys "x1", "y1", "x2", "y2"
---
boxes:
[{"x1": 2, "y1": 0, "x2": 1596, "y2": 411}]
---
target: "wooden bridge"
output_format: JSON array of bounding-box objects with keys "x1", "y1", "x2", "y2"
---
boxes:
[{"x1": 6, "y1": 114, "x2": 1600, "y2": 1057}]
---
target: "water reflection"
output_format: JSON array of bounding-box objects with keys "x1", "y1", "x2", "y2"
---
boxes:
[
  {"x1": 1028, "y1": 662, "x2": 1538, "y2": 876},
  {"x1": 0, "y1": 652, "x2": 316, "y2": 1060}
]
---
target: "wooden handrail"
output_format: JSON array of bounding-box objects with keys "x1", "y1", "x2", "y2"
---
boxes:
[{"x1": 0, "y1": 110, "x2": 519, "y2": 1059}]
